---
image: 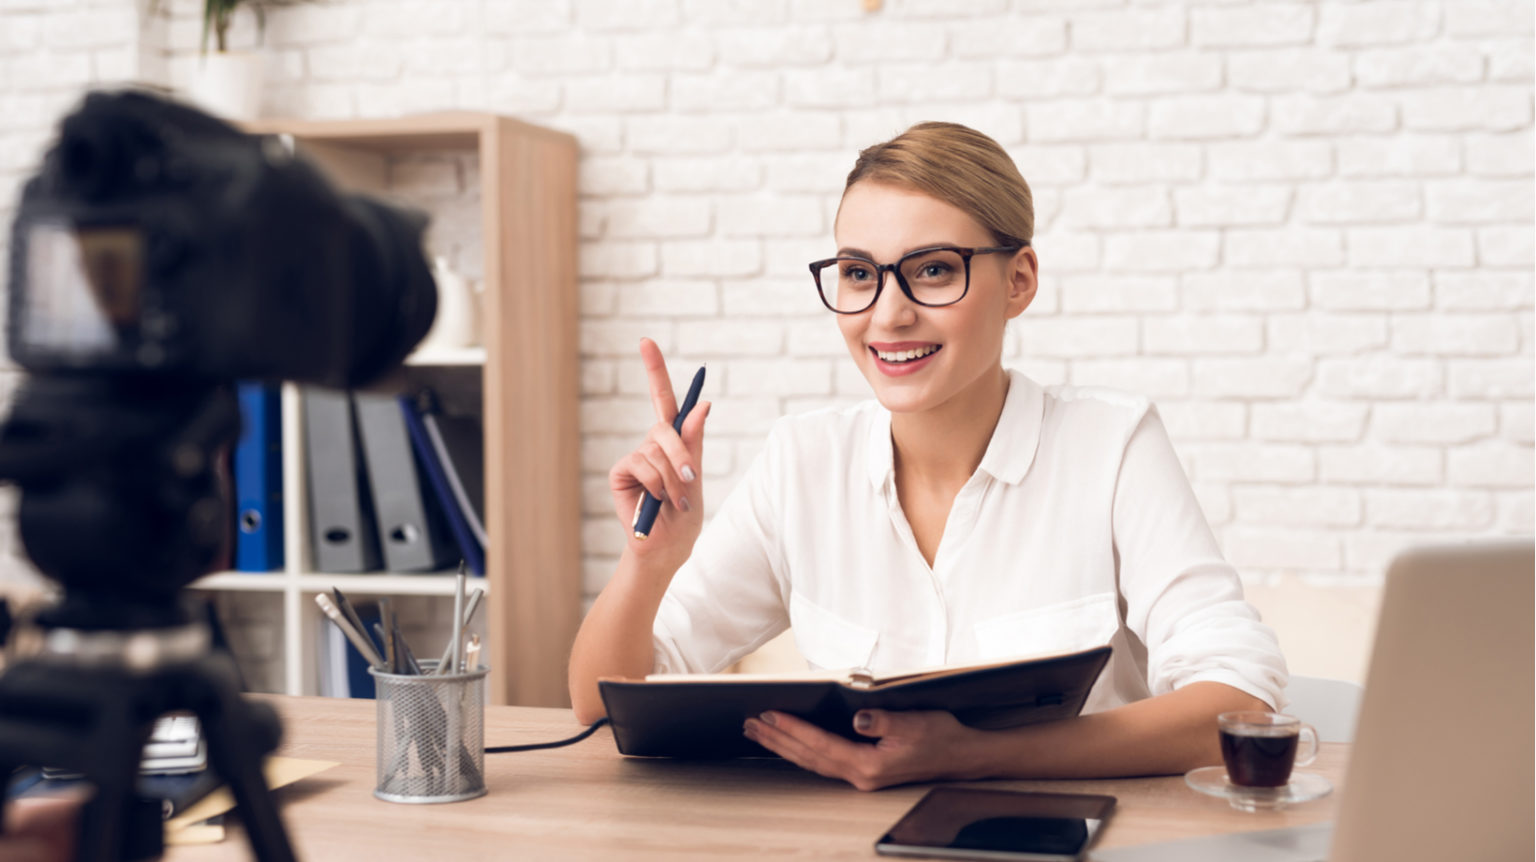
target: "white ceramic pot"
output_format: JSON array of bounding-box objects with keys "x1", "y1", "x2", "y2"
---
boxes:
[
  {"x1": 418, "y1": 257, "x2": 481, "y2": 352},
  {"x1": 187, "y1": 51, "x2": 265, "y2": 122}
]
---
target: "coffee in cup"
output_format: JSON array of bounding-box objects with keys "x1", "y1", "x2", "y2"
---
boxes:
[{"x1": 1217, "y1": 711, "x2": 1319, "y2": 788}]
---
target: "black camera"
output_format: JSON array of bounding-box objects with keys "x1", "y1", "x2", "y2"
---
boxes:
[
  {"x1": 0, "y1": 90, "x2": 437, "y2": 612},
  {"x1": 7, "y1": 90, "x2": 434, "y2": 385},
  {"x1": 0, "y1": 91, "x2": 440, "y2": 861}
]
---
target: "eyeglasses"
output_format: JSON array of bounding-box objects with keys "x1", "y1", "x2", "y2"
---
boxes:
[{"x1": 808, "y1": 244, "x2": 1024, "y2": 314}]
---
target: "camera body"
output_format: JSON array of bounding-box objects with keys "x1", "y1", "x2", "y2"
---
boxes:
[
  {"x1": 6, "y1": 90, "x2": 434, "y2": 387},
  {"x1": 0, "y1": 90, "x2": 438, "y2": 613}
]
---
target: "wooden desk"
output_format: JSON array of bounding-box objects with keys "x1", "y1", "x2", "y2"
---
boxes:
[{"x1": 171, "y1": 696, "x2": 1346, "y2": 861}]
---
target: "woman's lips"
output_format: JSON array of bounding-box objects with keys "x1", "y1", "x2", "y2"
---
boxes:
[{"x1": 869, "y1": 344, "x2": 941, "y2": 377}]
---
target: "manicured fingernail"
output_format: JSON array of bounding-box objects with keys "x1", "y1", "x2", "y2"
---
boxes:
[
  {"x1": 681, "y1": 465, "x2": 696, "y2": 482},
  {"x1": 759, "y1": 711, "x2": 777, "y2": 726},
  {"x1": 854, "y1": 712, "x2": 872, "y2": 732},
  {"x1": 678, "y1": 497, "x2": 691, "y2": 512}
]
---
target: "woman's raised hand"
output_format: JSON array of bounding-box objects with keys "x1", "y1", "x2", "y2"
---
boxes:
[{"x1": 608, "y1": 338, "x2": 710, "y2": 568}]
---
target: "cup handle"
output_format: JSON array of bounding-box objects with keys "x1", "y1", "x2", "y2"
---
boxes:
[{"x1": 1296, "y1": 723, "x2": 1319, "y2": 767}]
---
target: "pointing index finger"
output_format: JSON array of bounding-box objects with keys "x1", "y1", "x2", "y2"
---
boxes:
[{"x1": 639, "y1": 337, "x2": 679, "y2": 424}]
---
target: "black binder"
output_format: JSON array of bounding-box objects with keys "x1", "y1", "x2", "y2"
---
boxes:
[
  {"x1": 302, "y1": 387, "x2": 382, "y2": 573},
  {"x1": 353, "y1": 391, "x2": 456, "y2": 572}
]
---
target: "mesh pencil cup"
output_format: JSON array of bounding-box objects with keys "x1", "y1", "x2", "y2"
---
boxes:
[{"x1": 370, "y1": 661, "x2": 487, "y2": 803}]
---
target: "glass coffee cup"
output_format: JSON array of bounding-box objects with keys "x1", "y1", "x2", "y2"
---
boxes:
[{"x1": 1217, "y1": 711, "x2": 1319, "y2": 788}]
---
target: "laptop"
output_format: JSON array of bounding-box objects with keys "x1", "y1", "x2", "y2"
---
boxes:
[{"x1": 1095, "y1": 539, "x2": 1535, "y2": 862}]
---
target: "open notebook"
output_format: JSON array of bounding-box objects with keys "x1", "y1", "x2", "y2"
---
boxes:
[{"x1": 599, "y1": 645, "x2": 1112, "y2": 759}]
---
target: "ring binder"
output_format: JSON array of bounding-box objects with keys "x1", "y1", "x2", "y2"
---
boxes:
[
  {"x1": 302, "y1": 387, "x2": 383, "y2": 573},
  {"x1": 354, "y1": 392, "x2": 457, "y2": 573},
  {"x1": 233, "y1": 383, "x2": 283, "y2": 572}
]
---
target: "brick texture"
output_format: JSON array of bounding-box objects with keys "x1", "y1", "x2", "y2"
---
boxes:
[{"x1": 0, "y1": 0, "x2": 1529, "y2": 642}]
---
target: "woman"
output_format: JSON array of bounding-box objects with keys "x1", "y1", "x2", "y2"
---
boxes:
[{"x1": 568, "y1": 122, "x2": 1286, "y2": 791}]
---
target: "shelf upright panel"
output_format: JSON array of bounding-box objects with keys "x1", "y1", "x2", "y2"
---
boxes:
[
  {"x1": 281, "y1": 382, "x2": 307, "y2": 695},
  {"x1": 482, "y1": 117, "x2": 582, "y2": 707}
]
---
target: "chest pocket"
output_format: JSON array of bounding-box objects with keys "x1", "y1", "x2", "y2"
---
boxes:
[
  {"x1": 972, "y1": 592, "x2": 1120, "y2": 660},
  {"x1": 789, "y1": 591, "x2": 879, "y2": 671}
]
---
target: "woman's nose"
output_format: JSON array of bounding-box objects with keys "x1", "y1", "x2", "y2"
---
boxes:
[{"x1": 869, "y1": 269, "x2": 916, "y2": 327}]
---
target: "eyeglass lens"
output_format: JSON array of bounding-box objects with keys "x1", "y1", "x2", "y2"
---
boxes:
[{"x1": 816, "y1": 248, "x2": 967, "y2": 313}]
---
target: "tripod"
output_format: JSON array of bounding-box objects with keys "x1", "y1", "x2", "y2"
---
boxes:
[{"x1": 0, "y1": 618, "x2": 297, "y2": 862}]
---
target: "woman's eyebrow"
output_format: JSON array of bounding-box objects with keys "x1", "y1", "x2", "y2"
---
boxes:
[{"x1": 836, "y1": 243, "x2": 964, "y2": 260}]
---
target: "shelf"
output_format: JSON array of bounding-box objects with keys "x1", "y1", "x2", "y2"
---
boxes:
[
  {"x1": 406, "y1": 346, "x2": 485, "y2": 366},
  {"x1": 191, "y1": 572, "x2": 288, "y2": 592},
  {"x1": 206, "y1": 112, "x2": 580, "y2": 707},
  {"x1": 244, "y1": 112, "x2": 575, "y2": 152},
  {"x1": 295, "y1": 572, "x2": 487, "y2": 596},
  {"x1": 193, "y1": 571, "x2": 489, "y2": 597}
]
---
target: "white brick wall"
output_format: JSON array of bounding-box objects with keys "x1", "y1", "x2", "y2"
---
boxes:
[{"x1": 0, "y1": 2, "x2": 1531, "y2": 682}]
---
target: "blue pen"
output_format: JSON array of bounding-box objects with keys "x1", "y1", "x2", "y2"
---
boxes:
[{"x1": 632, "y1": 365, "x2": 706, "y2": 540}]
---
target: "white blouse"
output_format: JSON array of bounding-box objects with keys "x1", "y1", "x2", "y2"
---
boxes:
[{"x1": 651, "y1": 369, "x2": 1288, "y2": 713}]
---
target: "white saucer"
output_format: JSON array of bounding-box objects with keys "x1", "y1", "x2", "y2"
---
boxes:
[{"x1": 1185, "y1": 766, "x2": 1333, "y2": 812}]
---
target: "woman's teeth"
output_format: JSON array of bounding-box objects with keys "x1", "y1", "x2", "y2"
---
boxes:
[{"x1": 874, "y1": 345, "x2": 940, "y2": 363}]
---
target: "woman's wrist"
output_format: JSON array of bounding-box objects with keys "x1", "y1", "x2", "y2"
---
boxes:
[
  {"x1": 619, "y1": 544, "x2": 687, "y2": 588},
  {"x1": 948, "y1": 723, "x2": 1013, "y2": 782}
]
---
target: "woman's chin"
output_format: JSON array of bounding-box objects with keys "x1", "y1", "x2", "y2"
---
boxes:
[{"x1": 866, "y1": 377, "x2": 937, "y2": 415}]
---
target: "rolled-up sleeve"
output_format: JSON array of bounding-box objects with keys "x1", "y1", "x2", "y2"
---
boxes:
[
  {"x1": 1112, "y1": 408, "x2": 1289, "y2": 710},
  {"x1": 651, "y1": 424, "x2": 791, "y2": 675}
]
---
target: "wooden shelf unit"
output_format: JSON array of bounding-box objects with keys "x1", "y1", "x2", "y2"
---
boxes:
[{"x1": 193, "y1": 113, "x2": 580, "y2": 707}]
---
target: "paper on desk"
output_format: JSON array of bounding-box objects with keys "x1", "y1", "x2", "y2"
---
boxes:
[
  {"x1": 166, "y1": 821, "x2": 226, "y2": 846},
  {"x1": 164, "y1": 756, "x2": 339, "y2": 843}
]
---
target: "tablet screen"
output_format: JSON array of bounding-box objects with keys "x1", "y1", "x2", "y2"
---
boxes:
[{"x1": 877, "y1": 787, "x2": 1115, "y2": 861}]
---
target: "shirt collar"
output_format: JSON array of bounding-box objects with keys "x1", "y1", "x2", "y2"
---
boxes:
[
  {"x1": 864, "y1": 368, "x2": 1045, "y2": 491},
  {"x1": 978, "y1": 369, "x2": 1045, "y2": 485}
]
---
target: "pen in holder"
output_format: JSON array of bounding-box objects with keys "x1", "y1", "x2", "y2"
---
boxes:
[{"x1": 371, "y1": 660, "x2": 487, "y2": 804}]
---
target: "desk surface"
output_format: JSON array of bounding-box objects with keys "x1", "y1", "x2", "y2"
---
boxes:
[{"x1": 171, "y1": 696, "x2": 1346, "y2": 861}]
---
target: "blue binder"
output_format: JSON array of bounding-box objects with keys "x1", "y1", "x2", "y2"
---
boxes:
[
  {"x1": 398, "y1": 392, "x2": 484, "y2": 576},
  {"x1": 417, "y1": 389, "x2": 486, "y2": 548},
  {"x1": 233, "y1": 383, "x2": 284, "y2": 572},
  {"x1": 346, "y1": 604, "x2": 379, "y2": 699}
]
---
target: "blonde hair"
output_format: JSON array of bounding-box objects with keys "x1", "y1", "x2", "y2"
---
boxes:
[{"x1": 841, "y1": 122, "x2": 1034, "y2": 248}]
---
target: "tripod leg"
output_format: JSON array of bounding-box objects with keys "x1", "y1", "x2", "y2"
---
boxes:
[
  {"x1": 72, "y1": 737, "x2": 151, "y2": 862},
  {"x1": 0, "y1": 660, "x2": 170, "y2": 862},
  {"x1": 198, "y1": 697, "x2": 296, "y2": 862}
]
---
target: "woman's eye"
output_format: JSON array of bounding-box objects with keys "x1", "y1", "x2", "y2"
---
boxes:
[{"x1": 843, "y1": 265, "x2": 873, "y2": 281}]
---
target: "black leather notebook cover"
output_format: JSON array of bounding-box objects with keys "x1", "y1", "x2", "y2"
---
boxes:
[{"x1": 599, "y1": 645, "x2": 1112, "y2": 759}]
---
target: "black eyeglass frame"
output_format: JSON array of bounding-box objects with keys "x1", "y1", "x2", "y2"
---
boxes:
[{"x1": 807, "y1": 243, "x2": 1027, "y2": 314}]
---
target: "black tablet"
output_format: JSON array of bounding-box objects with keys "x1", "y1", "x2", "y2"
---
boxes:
[{"x1": 875, "y1": 787, "x2": 1116, "y2": 862}]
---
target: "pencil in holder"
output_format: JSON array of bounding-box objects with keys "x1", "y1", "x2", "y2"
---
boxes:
[{"x1": 370, "y1": 661, "x2": 487, "y2": 803}]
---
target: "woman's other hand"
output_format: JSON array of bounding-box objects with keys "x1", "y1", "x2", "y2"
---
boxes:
[{"x1": 742, "y1": 709, "x2": 983, "y2": 791}]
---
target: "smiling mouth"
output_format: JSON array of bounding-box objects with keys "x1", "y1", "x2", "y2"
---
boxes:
[{"x1": 871, "y1": 345, "x2": 941, "y2": 363}]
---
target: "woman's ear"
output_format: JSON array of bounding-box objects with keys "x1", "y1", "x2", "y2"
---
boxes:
[{"x1": 1003, "y1": 246, "x2": 1038, "y2": 320}]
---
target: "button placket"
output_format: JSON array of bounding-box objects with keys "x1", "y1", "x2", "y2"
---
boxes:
[
  {"x1": 930, "y1": 474, "x2": 991, "y2": 666},
  {"x1": 883, "y1": 480, "x2": 949, "y2": 666},
  {"x1": 930, "y1": 473, "x2": 988, "y2": 579}
]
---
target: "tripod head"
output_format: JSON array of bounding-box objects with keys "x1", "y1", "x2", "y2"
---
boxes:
[{"x1": 0, "y1": 376, "x2": 239, "y2": 628}]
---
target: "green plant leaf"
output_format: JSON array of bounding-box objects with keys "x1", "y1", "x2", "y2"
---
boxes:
[
  {"x1": 196, "y1": 0, "x2": 313, "y2": 54},
  {"x1": 201, "y1": 0, "x2": 244, "y2": 54}
]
